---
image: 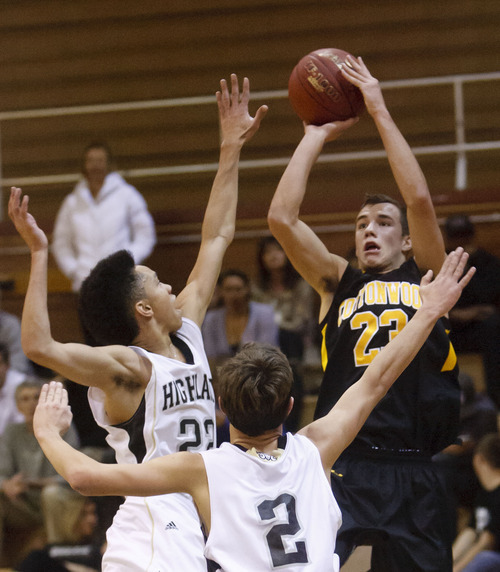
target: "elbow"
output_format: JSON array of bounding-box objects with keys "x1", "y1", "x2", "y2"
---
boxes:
[
  {"x1": 22, "y1": 342, "x2": 50, "y2": 366},
  {"x1": 267, "y1": 208, "x2": 294, "y2": 239},
  {"x1": 67, "y1": 467, "x2": 95, "y2": 497},
  {"x1": 22, "y1": 343, "x2": 43, "y2": 363},
  {"x1": 405, "y1": 187, "x2": 433, "y2": 210}
]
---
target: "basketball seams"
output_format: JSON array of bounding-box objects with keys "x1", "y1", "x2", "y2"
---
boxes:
[{"x1": 288, "y1": 47, "x2": 365, "y2": 125}]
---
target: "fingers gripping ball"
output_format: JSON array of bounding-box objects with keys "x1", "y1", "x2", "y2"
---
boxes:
[{"x1": 288, "y1": 48, "x2": 365, "y2": 125}]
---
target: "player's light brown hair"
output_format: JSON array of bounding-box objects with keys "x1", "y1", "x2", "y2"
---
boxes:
[
  {"x1": 217, "y1": 343, "x2": 293, "y2": 437},
  {"x1": 360, "y1": 193, "x2": 409, "y2": 236}
]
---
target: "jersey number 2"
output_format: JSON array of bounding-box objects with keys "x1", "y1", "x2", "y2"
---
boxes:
[{"x1": 258, "y1": 493, "x2": 309, "y2": 567}]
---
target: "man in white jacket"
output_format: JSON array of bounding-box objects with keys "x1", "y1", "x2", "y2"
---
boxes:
[{"x1": 52, "y1": 143, "x2": 156, "y2": 292}]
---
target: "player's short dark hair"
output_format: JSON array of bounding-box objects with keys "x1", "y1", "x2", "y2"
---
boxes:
[
  {"x1": 475, "y1": 433, "x2": 500, "y2": 469},
  {"x1": 360, "y1": 193, "x2": 409, "y2": 236},
  {"x1": 78, "y1": 250, "x2": 145, "y2": 346},
  {"x1": 217, "y1": 343, "x2": 293, "y2": 437}
]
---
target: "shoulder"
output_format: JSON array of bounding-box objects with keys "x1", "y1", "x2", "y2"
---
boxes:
[
  {"x1": 109, "y1": 173, "x2": 144, "y2": 197},
  {"x1": 174, "y1": 317, "x2": 205, "y2": 349},
  {"x1": 58, "y1": 188, "x2": 81, "y2": 209}
]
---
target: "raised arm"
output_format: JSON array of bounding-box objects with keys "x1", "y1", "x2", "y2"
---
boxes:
[
  {"x1": 177, "y1": 75, "x2": 268, "y2": 326},
  {"x1": 299, "y1": 248, "x2": 475, "y2": 472},
  {"x1": 8, "y1": 188, "x2": 148, "y2": 396},
  {"x1": 342, "y1": 56, "x2": 445, "y2": 274},
  {"x1": 34, "y1": 382, "x2": 209, "y2": 519},
  {"x1": 267, "y1": 118, "x2": 357, "y2": 318}
]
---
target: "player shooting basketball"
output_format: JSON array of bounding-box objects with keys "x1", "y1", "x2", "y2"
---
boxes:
[{"x1": 268, "y1": 54, "x2": 459, "y2": 571}]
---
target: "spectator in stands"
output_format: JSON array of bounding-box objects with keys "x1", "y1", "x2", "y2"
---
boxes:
[
  {"x1": 0, "y1": 379, "x2": 80, "y2": 567},
  {"x1": 252, "y1": 236, "x2": 318, "y2": 431},
  {"x1": 202, "y1": 269, "x2": 279, "y2": 359},
  {"x1": 0, "y1": 286, "x2": 33, "y2": 374},
  {"x1": 52, "y1": 142, "x2": 157, "y2": 292},
  {"x1": 0, "y1": 342, "x2": 29, "y2": 436},
  {"x1": 434, "y1": 372, "x2": 498, "y2": 540},
  {"x1": 444, "y1": 214, "x2": 500, "y2": 408},
  {"x1": 453, "y1": 432, "x2": 500, "y2": 571},
  {"x1": 18, "y1": 493, "x2": 103, "y2": 572},
  {"x1": 202, "y1": 268, "x2": 279, "y2": 443}
]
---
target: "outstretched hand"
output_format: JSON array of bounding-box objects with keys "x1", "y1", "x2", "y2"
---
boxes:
[
  {"x1": 419, "y1": 247, "x2": 476, "y2": 317},
  {"x1": 34, "y1": 381, "x2": 73, "y2": 440},
  {"x1": 341, "y1": 55, "x2": 386, "y2": 116},
  {"x1": 8, "y1": 187, "x2": 48, "y2": 252},
  {"x1": 303, "y1": 115, "x2": 359, "y2": 143},
  {"x1": 217, "y1": 74, "x2": 268, "y2": 146}
]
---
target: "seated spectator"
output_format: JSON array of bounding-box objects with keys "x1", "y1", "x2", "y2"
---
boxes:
[
  {"x1": 444, "y1": 214, "x2": 500, "y2": 408},
  {"x1": 253, "y1": 236, "x2": 318, "y2": 431},
  {"x1": 18, "y1": 492, "x2": 103, "y2": 572},
  {"x1": 52, "y1": 142, "x2": 157, "y2": 292},
  {"x1": 202, "y1": 269, "x2": 279, "y2": 443},
  {"x1": 434, "y1": 372, "x2": 498, "y2": 539},
  {"x1": 0, "y1": 379, "x2": 80, "y2": 568},
  {"x1": 202, "y1": 268, "x2": 279, "y2": 360},
  {"x1": 0, "y1": 342, "x2": 28, "y2": 436},
  {"x1": 0, "y1": 307, "x2": 33, "y2": 375},
  {"x1": 453, "y1": 433, "x2": 500, "y2": 571}
]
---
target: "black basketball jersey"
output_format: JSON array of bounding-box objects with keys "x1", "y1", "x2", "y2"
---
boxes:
[{"x1": 315, "y1": 258, "x2": 460, "y2": 455}]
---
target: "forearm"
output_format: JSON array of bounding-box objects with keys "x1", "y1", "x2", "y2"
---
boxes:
[
  {"x1": 201, "y1": 141, "x2": 242, "y2": 244},
  {"x1": 269, "y1": 131, "x2": 325, "y2": 228},
  {"x1": 21, "y1": 249, "x2": 54, "y2": 361},
  {"x1": 371, "y1": 107, "x2": 430, "y2": 205},
  {"x1": 35, "y1": 429, "x2": 99, "y2": 495},
  {"x1": 368, "y1": 305, "x2": 438, "y2": 395}
]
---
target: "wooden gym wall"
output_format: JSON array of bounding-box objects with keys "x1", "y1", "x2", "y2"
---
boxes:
[{"x1": 0, "y1": 0, "x2": 498, "y2": 341}]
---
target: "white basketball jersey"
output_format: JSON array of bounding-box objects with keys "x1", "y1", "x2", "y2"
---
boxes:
[
  {"x1": 88, "y1": 317, "x2": 215, "y2": 572},
  {"x1": 201, "y1": 433, "x2": 342, "y2": 571}
]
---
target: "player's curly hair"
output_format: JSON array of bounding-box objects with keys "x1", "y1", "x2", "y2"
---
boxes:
[
  {"x1": 360, "y1": 193, "x2": 409, "y2": 236},
  {"x1": 78, "y1": 250, "x2": 145, "y2": 346},
  {"x1": 218, "y1": 343, "x2": 293, "y2": 437}
]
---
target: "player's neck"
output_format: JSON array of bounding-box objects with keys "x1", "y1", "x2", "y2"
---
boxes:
[
  {"x1": 230, "y1": 425, "x2": 284, "y2": 454},
  {"x1": 133, "y1": 329, "x2": 185, "y2": 362}
]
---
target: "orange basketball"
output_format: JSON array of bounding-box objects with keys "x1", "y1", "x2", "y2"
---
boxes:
[{"x1": 288, "y1": 48, "x2": 365, "y2": 125}]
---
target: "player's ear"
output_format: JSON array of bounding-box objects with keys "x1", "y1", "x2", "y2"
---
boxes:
[
  {"x1": 402, "y1": 234, "x2": 412, "y2": 254},
  {"x1": 286, "y1": 396, "x2": 295, "y2": 417},
  {"x1": 135, "y1": 299, "x2": 153, "y2": 318}
]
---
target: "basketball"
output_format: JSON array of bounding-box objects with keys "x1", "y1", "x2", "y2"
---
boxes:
[{"x1": 288, "y1": 48, "x2": 365, "y2": 125}]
